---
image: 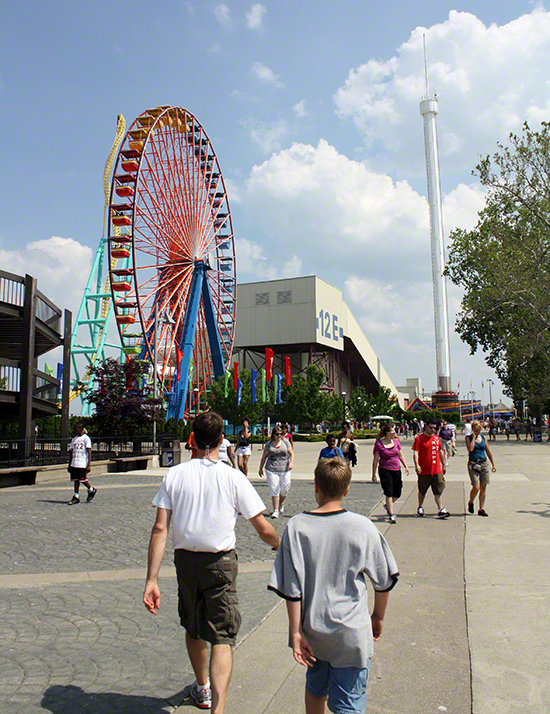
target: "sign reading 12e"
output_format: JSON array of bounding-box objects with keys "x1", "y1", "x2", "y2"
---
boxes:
[{"x1": 317, "y1": 309, "x2": 344, "y2": 345}]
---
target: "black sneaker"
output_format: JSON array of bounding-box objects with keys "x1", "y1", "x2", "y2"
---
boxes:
[
  {"x1": 438, "y1": 508, "x2": 450, "y2": 519},
  {"x1": 478, "y1": 509, "x2": 489, "y2": 517},
  {"x1": 389, "y1": 514, "x2": 396, "y2": 524},
  {"x1": 69, "y1": 495, "x2": 80, "y2": 505},
  {"x1": 86, "y1": 488, "x2": 97, "y2": 502},
  {"x1": 468, "y1": 502, "x2": 474, "y2": 514}
]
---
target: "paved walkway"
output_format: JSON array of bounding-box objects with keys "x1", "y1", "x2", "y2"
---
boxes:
[{"x1": 1, "y1": 437, "x2": 549, "y2": 713}]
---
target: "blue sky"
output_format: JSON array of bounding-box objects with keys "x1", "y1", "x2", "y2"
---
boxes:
[{"x1": 1, "y1": 0, "x2": 547, "y2": 405}]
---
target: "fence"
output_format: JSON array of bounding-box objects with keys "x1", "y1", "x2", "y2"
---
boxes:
[{"x1": 0, "y1": 435, "x2": 158, "y2": 468}]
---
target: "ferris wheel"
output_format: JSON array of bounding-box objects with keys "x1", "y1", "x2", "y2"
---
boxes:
[{"x1": 107, "y1": 105, "x2": 236, "y2": 420}]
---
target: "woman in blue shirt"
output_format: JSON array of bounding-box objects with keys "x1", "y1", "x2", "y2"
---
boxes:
[
  {"x1": 319, "y1": 434, "x2": 343, "y2": 460},
  {"x1": 466, "y1": 420, "x2": 496, "y2": 517}
]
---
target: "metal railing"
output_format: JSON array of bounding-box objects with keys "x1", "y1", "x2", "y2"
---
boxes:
[
  {"x1": 0, "y1": 435, "x2": 158, "y2": 469},
  {"x1": 0, "y1": 269, "x2": 62, "y2": 332}
]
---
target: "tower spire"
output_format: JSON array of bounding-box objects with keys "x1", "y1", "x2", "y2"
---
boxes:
[
  {"x1": 419, "y1": 41, "x2": 452, "y2": 394},
  {"x1": 423, "y1": 34, "x2": 429, "y2": 98}
]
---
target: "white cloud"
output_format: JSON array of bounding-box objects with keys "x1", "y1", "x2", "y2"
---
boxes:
[
  {"x1": 293, "y1": 100, "x2": 308, "y2": 118},
  {"x1": 183, "y1": 1, "x2": 195, "y2": 14},
  {"x1": 242, "y1": 139, "x2": 430, "y2": 282},
  {"x1": 214, "y1": 3, "x2": 231, "y2": 27},
  {"x1": 0, "y1": 236, "x2": 93, "y2": 318},
  {"x1": 231, "y1": 89, "x2": 256, "y2": 101},
  {"x1": 246, "y1": 3, "x2": 266, "y2": 29},
  {"x1": 343, "y1": 274, "x2": 503, "y2": 397},
  {"x1": 442, "y1": 182, "x2": 486, "y2": 238},
  {"x1": 334, "y1": 8, "x2": 550, "y2": 187},
  {"x1": 235, "y1": 238, "x2": 302, "y2": 280},
  {"x1": 242, "y1": 117, "x2": 289, "y2": 153},
  {"x1": 234, "y1": 137, "x2": 503, "y2": 392},
  {"x1": 209, "y1": 43, "x2": 222, "y2": 54},
  {"x1": 251, "y1": 61, "x2": 284, "y2": 88}
]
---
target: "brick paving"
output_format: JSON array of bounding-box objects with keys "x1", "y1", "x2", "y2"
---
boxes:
[{"x1": 0, "y1": 475, "x2": 381, "y2": 713}]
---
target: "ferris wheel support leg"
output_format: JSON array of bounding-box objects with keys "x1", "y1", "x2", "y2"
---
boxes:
[
  {"x1": 202, "y1": 273, "x2": 225, "y2": 381},
  {"x1": 167, "y1": 264, "x2": 206, "y2": 421}
]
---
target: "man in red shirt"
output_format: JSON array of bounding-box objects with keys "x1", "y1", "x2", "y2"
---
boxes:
[
  {"x1": 185, "y1": 431, "x2": 198, "y2": 459},
  {"x1": 412, "y1": 419, "x2": 450, "y2": 519}
]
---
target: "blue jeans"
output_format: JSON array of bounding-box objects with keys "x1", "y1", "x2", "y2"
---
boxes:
[{"x1": 305, "y1": 658, "x2": 370, "y2": 714}]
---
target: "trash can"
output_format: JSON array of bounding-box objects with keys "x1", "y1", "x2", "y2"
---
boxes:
[
  {"x1": 533, "y1": 429, "x2": 542, "y2": 443},
  {"x1": 161, "y1": 439, "x2": 181, "y2": 467}
]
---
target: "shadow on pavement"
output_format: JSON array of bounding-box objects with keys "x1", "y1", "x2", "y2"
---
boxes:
[
  {"x1": 517, "y1": 503, "x2": 550, "y2": 518},
  {"x1": 36, "y1": 499, "x2": 72, "y2": 504},
  {"x1": 41, "y1": 684, "x2": 187, "y2": 714}
]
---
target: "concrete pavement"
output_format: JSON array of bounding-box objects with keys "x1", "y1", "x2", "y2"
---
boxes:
[
  {"x1": 1, "y1": 436, "x2": 549, "y2": 713},
  {"x1": 216, "y1": 437, "x2": 550, "y2": 714}
]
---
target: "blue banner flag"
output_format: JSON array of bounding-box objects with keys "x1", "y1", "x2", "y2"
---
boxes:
[
  {"x1": 237, "y1": 378, "x2": 243, "y2": 406},
  {"x1": 251, "y1": 369, "x2": 257, "y2": 402},
  {"x1": 56, "y1": 363, "x2": 63, "y2": 397},
  {"x1": 276, "y1": 373, "x2": 283, "y2": 404}
]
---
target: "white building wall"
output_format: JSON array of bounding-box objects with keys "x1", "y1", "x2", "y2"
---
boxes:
[{"x1": 234, "y1": 276, "x2": 406, "y2": 406}]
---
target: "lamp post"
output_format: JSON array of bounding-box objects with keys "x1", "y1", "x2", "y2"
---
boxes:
[
  {"x1": 341, "y1": 391, "x2": 347, "y2": 425},
  {"x1": 487, "y1": 379, "x2": 495, "y2": 420},
  {"x1": 194, "y1": 387, "x2": 199, "y2": 417}
]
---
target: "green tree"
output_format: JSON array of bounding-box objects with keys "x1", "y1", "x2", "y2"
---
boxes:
[
  {"x1": 84, "y1": 358, "x2": 162, "y2": 436},
  {"x1": 281, "y1": 365, "x2": 326, "y2": 430},
  {"x1": 348, "y1": 386, "x2": 370, "y2": 424},
  {"x1": 446, "y1": 122, "x2": 550, "y2": 417},
  {"x1": 209, "y1": 368, "x2": 264, "y2": 428},
  {"x1": 366, "y1": 386, "x2": 398, "y2": 418}
]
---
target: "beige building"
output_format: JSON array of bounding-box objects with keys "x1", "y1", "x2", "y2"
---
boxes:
[{"x1": 233, "y1": 275, "x2": 406, "y2": 407}]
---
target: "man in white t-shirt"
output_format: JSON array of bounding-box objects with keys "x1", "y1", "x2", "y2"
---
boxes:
[
  {"x1": 68, "y1": 423, "x2": 97, "y2": 505},
  {"x1": 144, "y1": 412, "x2": 279, "y2": 713}
]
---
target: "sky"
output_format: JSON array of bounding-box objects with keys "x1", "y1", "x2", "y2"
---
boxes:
[{"x1": 1, "y1": 0, "x2": 548, "y2": 408}]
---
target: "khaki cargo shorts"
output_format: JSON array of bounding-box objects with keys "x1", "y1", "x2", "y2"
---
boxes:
[{"x1": 174, "y1": 549, "x2": 241, "y2": 645}]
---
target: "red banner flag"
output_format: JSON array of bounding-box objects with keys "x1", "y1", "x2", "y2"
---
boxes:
[
  {"x1": 176, "y1": 344, "x2": 183, "y2": 381},
  {"x1": 265, "y1": 348, "x2": 274, "y2": 381},
  {"x1": 285, "y1": 356, "x2": 292, "y2": 386},
  {"x1": 234, "y1": 361, "x2": 239, "y2": 390}
]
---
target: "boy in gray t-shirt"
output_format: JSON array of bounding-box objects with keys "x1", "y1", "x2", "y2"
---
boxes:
[{"x1": 268, "y1": 457, "x2": 398, "y2": 714}]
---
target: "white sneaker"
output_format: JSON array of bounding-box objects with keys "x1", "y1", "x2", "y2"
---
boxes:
[
  {"x1": 279, "y1": 504, "x2": 285, "y2": 514},
  {"x1": 416, "y1": 506, "x2": 424, "y2": 517},
  {"x1": 271, "y1": 510, "x2": 279, "y2": 519}
]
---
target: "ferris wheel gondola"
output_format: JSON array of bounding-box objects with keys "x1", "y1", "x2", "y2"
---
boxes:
[{"x1": 107, "y1": 106, "x2": 236, "y2": 419}]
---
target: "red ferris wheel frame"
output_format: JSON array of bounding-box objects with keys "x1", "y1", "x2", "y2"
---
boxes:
[{"x1": 107, "y1": 105, "x2": 236, "y2": 415}]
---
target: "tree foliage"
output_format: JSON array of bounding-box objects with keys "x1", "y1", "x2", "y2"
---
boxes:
[
  {"x1": 209, "y1": 368, "x2": 265, "y2": 428},
  {"x1": 446, "y1": 122, "x2": 550, "y2": 413},
  {"x1": 83, "y1": 358, "x2": 162, "y2": 436}
]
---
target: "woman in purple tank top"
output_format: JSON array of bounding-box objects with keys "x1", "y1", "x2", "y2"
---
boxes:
[{"x1": 372, "y1": 423, "x2": 410, "y2": 524}]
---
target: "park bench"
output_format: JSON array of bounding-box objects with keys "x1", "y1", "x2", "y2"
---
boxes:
[
  {"x1": 110, "y1": 455, "x2": 153, "y2": 473},
  {"x1": 0, "y1": 466, "x2": 44, "y2": 487}
]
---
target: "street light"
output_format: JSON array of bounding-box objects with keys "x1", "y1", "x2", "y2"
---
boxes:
[
  {"x1": 194, "y1": 387, "x2": 199, "y2": 417},
  {"x1": 341, "y1": 391, "x2": 346, "y2": 425},
  {"x1": 486, "y1": 379, "x2": 495, "y2": 419}
]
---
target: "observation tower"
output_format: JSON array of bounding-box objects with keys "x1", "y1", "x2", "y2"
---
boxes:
[{"x1": 419, "y1": 41, "x2": 453, "y2": 399}]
